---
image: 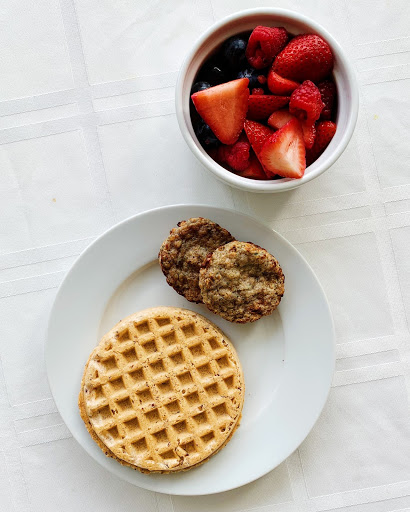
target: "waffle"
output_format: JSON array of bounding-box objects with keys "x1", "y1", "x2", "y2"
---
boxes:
[{"x1": 79, "y1": 307, "x2": 244, "y2": 473}]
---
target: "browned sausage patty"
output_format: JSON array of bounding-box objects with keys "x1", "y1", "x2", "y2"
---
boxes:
[
  {"x1": 158, "y1": 218, "x2": 235, "y2": 303},
  {"x1": 199, "y1": 241, "x2": 285, "y2": 323}
]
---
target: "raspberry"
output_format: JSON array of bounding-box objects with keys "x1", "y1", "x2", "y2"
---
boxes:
[
  {"x1": 289, "y1": 80, "x2": 324, "y2": 122},
  {"x1": 251, "y1": 87, "x2": 265, "y2": 95},
  {"x1": 290, "y1": 81, "x2": 324, "y2": 149},
  {"x1": 217, "y1": 136, "x2": 251, "y2": 172},
  {"x1": 245, "y1": 26, "x2": 288, "y2": 70}
]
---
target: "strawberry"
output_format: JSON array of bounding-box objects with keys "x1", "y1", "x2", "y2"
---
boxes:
[
  {"x1": 247, "y1": 95, "x2": 290, "y2": 120},
  {"x1": 246, "y1": 26, "x2": 288, "y2": 69},
  {"x1": 273, "y1": 34, "x2": 333, "y2": 83},
  {"x1": 217, "y1": 133, "x2": 251, "y2": 171},
  {"x1": 191, "y1": 78, "x2": 249, "y2": 145},
  {"x1": 267, "y1": 108, "x2": 316, "y2": 151},
  {"x1": 267, "y1": 70, "x2": 299, "y2": 95},
  {"x1": 268, "y1": 109, "x2": 295, "y2": 129},
  {"x1": 259, "y1": 118, "x2": 306, "y2": 178},
  {"x1": 251, "y1": 87, "x2": 265, "y2": 95},
  {"x1": 301, "y1": 122, "x2": 316, "y2": 150},
  {"x1": 244, "y1": 120, "x2": 274, "y2": 155},
  {"x1": 318, "y1": 80, "x2": 336, "y2": 120},
  {"x1": 238, "y1": 151, "x2": 269, "y2": 180},
  {"x1": 306, "y1": 121, "x2": 336, "y2": 165},
  {"x1": 289, "y1": 81, "x2": 324, "y2": 149}
]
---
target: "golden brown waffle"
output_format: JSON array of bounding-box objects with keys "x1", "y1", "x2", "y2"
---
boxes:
[{"x1": 79, "y1": 307, "x2": 244, "y2": 473}]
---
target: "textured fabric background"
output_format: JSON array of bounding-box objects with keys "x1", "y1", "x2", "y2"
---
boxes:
[{"x1": 1, "y1": 1, "x2": 410, "y2": 511}]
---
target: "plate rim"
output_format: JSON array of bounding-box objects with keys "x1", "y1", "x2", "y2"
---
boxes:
[{"x1": 45, "y1": 204, "x2": 335, "y2": 495}]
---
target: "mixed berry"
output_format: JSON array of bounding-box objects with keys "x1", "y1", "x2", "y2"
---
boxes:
[{"x1": 190, "y1": 26, "x2": 337, "y2": 180}]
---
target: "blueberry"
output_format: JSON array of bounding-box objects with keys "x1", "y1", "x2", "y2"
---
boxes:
[
  {"x1": 190, "y1": 105, "x2": 201, "y2": 128},
  {"x1": 197, "y1": 58, "x2": 226, "y2": 85},
  {"x1": 237, "y1": 68, "x2": 268, "y2": 91},
  {"x1": 194, "y1": 120, "x2": 219, "y2": 148},
  {"x1": 191, "y1": 81, "x2": 211, "y2": 94},
  {"x1": 236, "y1": 68, "x2": 259, "y2": 89},
  {"x1": 221, "y1": 37, "x2": 247, "y2": 72}
]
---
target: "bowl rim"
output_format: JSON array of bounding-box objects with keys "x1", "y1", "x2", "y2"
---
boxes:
[{"x1": 175, "y1": 7, "x2": 359, "y2": 193}]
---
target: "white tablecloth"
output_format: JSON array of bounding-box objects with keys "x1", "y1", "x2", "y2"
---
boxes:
[{"x1": 1, "y1": 0, "x2": 410, "y2": 511}]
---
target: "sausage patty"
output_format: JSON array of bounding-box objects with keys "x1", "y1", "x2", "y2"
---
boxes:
[
  {"x1": 159, "y1": 217, "x2": 235, "y2": 303},
  {"x1": 199, "y1": 240, "x2": 285, "y2": 323}
]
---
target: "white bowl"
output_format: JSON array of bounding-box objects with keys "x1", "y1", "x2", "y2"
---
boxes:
[{"x1": 175, "y1": 8, "x2": 359, "y2": 193}]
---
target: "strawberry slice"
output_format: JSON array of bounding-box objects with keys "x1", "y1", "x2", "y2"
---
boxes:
[
  {"x1": 306, "y1": 121, "x2": 336, "y2": 165},
  {"x1": 238, "y1": 151, "x2": 269, "y2": 180},
  {"x1": 267, "y1": 70, "x2": 299, "y2": 95},
  {"x1": 191, "y1": 78, "x2": 249, "y2": 145},
  {"x1": 301, "y1": 121, "x2": 316, "y2": 149},
  {"x1": 259, "y1": 118, "x2": 306, "y2": 179},
  {"x1": 268, "y1": 109, "x2": 295, "y2": 129},
  {"x1": 244, "y1": 119, "x2": 275, "y2": 175},
  {"x1": 244, "y1": 119, "x2": 274, "y2": 155},
  {"x1": 247, "y1": 95, "x2": 290, "y2": 120},
  {"x1": 268, "y1": 109, "x2": 315, "y2": 148}
]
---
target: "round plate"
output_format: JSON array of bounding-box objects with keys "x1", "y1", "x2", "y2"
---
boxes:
[{"x1": 46, "y1": 205, "x2": 335, "y2": 495}]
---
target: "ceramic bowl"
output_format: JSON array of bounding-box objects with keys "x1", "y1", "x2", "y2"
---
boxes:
[{"x1": 175, "y1": 8, "x2": 358, "y2": 193}]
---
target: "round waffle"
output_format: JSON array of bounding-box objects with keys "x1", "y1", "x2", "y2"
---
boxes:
[{"x1": 79, "y1": 307, "x2": 244, "y2": 473}]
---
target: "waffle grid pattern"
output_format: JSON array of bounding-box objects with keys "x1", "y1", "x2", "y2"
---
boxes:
[{"x1": 82, "y1": 309, "x2": 243, "y2": 471}]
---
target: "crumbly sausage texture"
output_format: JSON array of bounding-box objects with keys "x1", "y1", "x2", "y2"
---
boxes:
[
  {"x1": 158, "y1": 218, "x2": 235, "y2": 303},
  {"x1": 199, "y1": 241, "x2": 285, "y2": 323}
]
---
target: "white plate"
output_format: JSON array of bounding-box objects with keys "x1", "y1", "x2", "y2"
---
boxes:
[{"x1": 46, "y1": 205, "x2": 335, "y2": 495}]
